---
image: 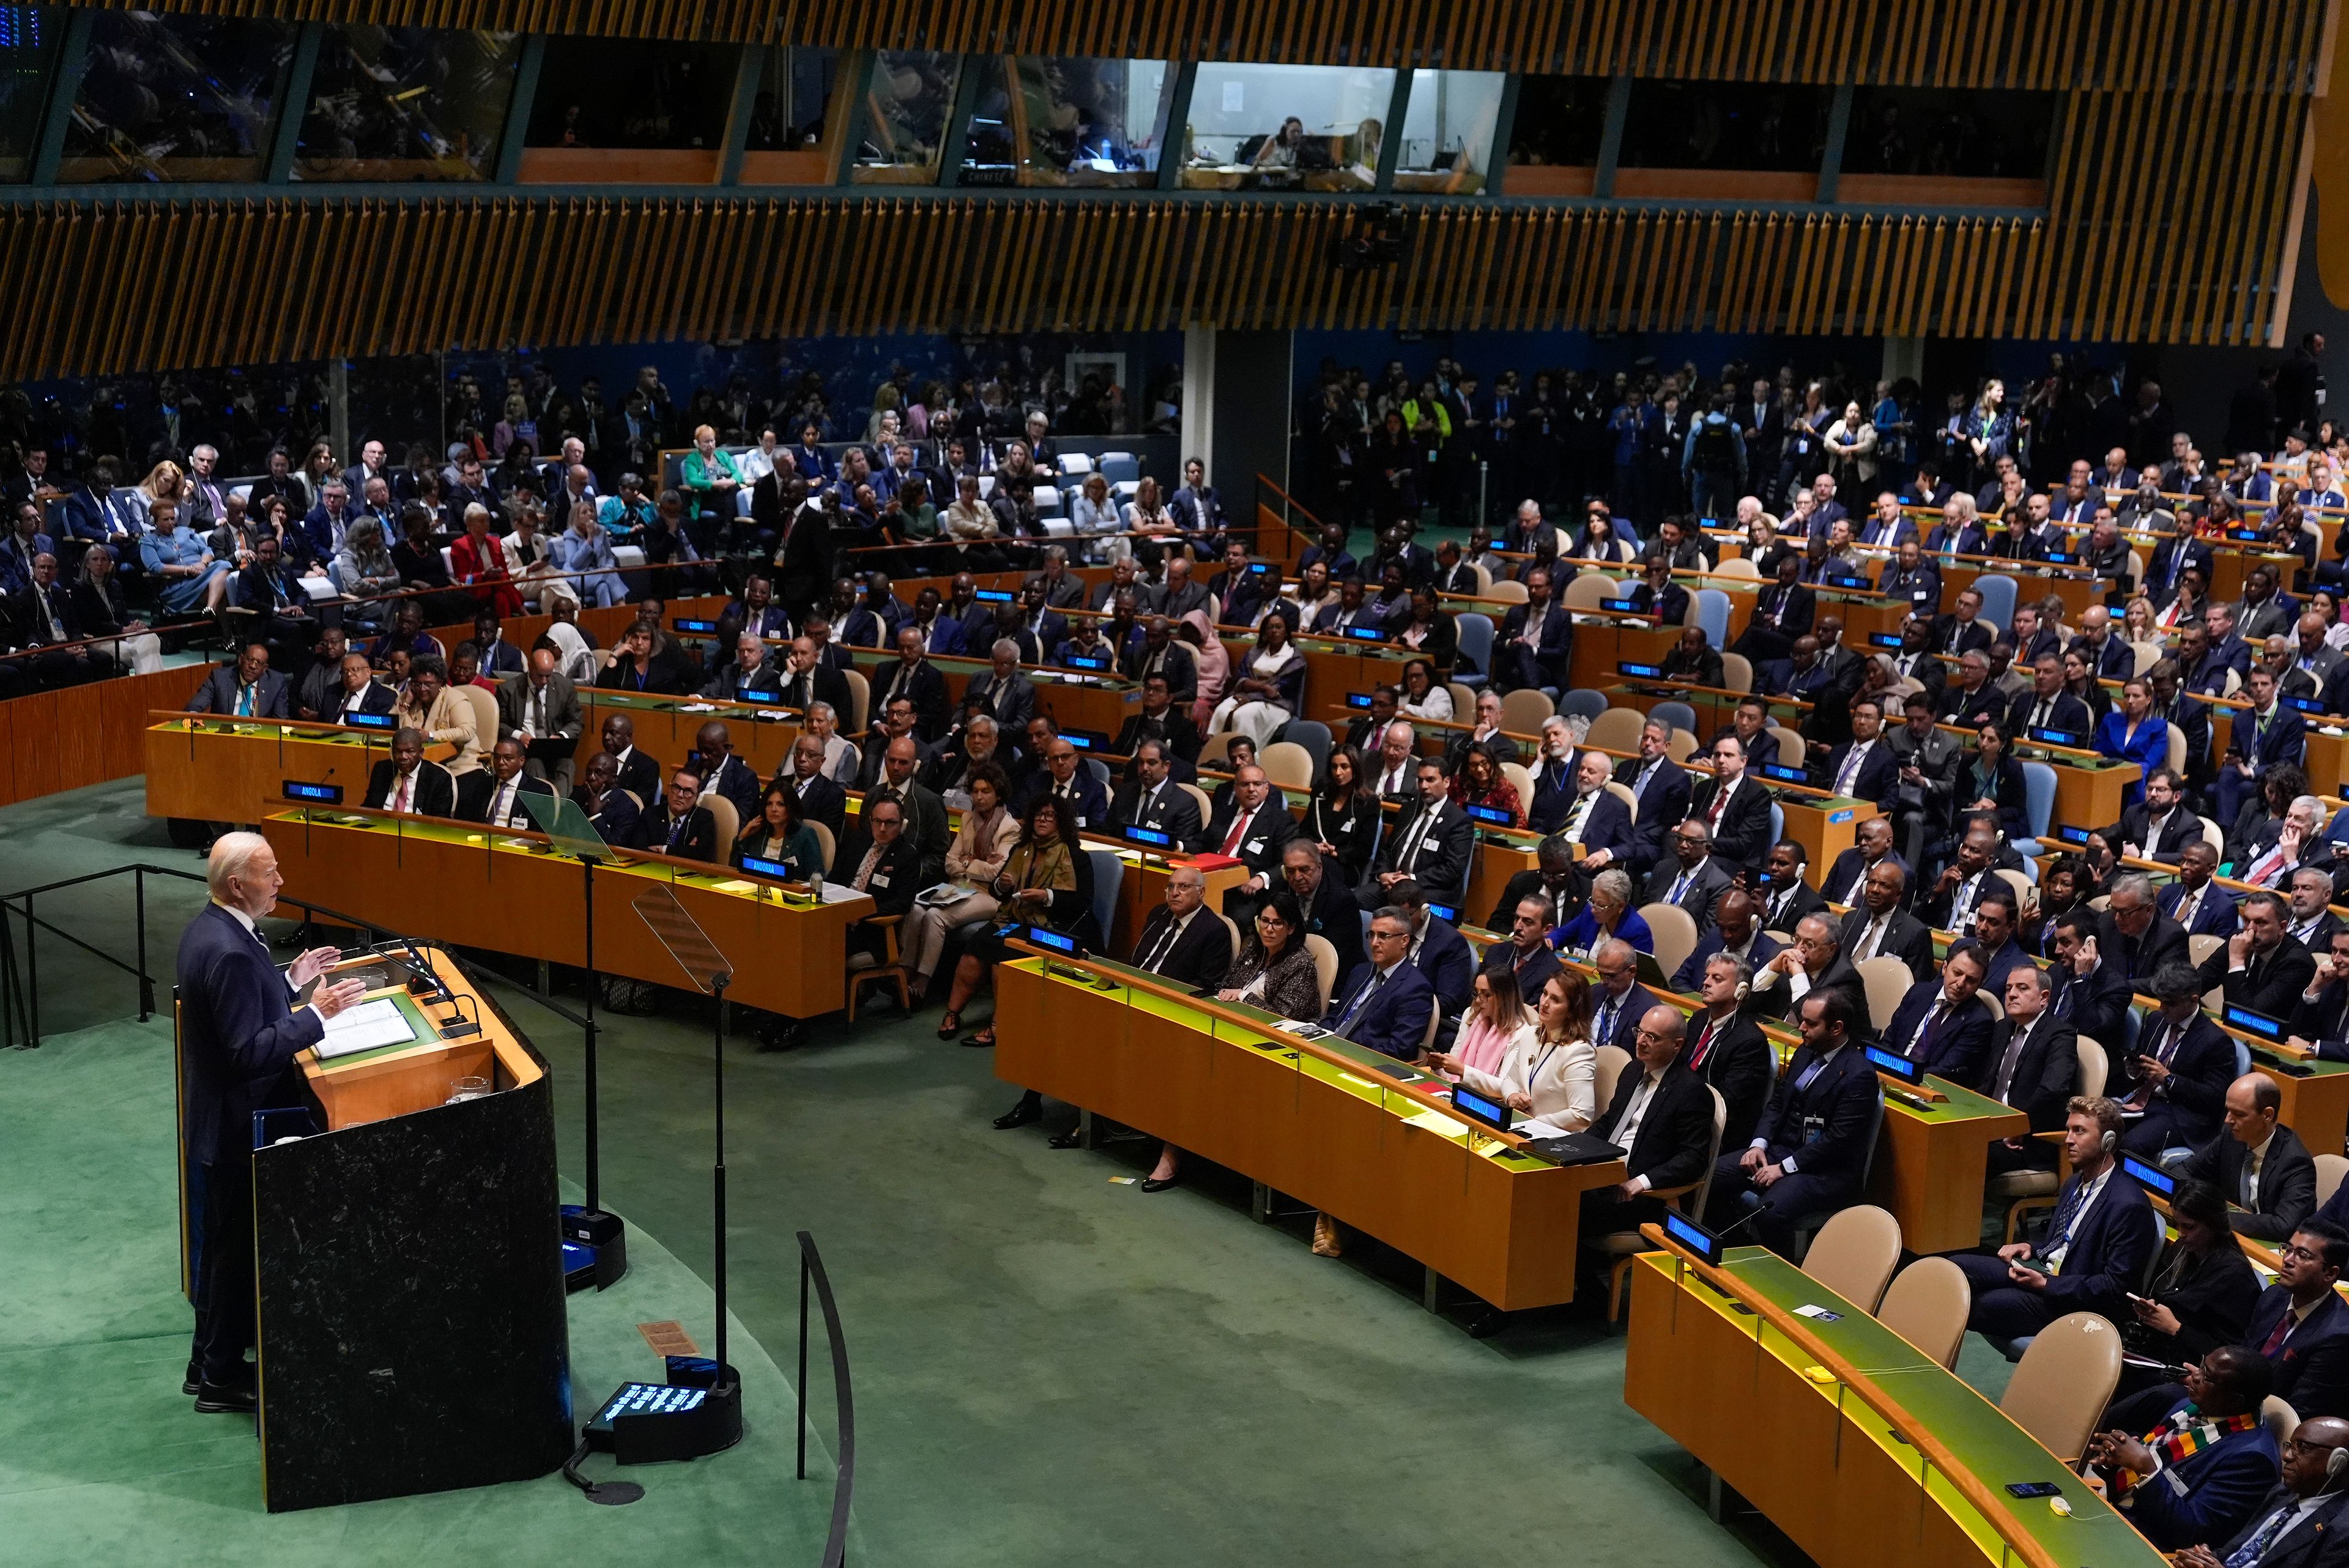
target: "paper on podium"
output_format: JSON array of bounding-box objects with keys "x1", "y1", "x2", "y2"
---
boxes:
[
  {"x1": 518, "y1": 791, "x2": 616, "y2": 864},
  {"x1": 316, "y1": 997, "x2": 418, "y2": 1060},
  {"x1": 1402, "y1": 1108, "x2": 1474, "y2": 1141}
]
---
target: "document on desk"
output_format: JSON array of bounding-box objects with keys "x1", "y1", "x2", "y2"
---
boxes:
[
  {"x1": 818, "y1": 881, "x2": 868, "y2": 904},
  {"x1": 316, "y1": 997, "x2": 418, "y2": 1060}
]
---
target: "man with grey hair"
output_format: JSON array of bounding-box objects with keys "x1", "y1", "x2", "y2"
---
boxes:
[
  {"x1": 925, "y1": 713, "x2": 1001, "y2": 806},
  {"x1": 179, "y1": 832, "x2": 368, "y2": 1410},
  {"x1": 1613, "y1": 717, "x2": 1690, "y2": 875},
  {"x1": 2239, "y1": 795, "x2": 2331, "y2": 891},
  {"x1": 2196, "y1": 888, "x2": 2320, "y2": 1019},
  {"x1": 963, "y1": 635, "x2": 1036, "y2": 732},
  {"x1": 1322, "y1": 906, "x2": 1436, "y2": 1062},
  {"x1": 1589, "y1": 935, "x2": 1662, "y2": 1053}
]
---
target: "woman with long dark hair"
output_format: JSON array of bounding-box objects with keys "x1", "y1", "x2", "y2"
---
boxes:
[
  {"x1": 948, "y1": 795, "x2": 1085, "y2": 1049},
  {"x1": 1306, "y1": 743, "x2": 1381, "y2": 884}
]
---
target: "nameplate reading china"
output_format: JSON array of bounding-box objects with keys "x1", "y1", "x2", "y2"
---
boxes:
[{"x1": 672, "y1": 618, "x2": 718, "y2": 634}]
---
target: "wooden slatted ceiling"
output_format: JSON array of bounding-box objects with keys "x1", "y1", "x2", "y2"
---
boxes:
[
  {"x1": 91, "y1": 0, "x2": 2333, "y2": 87},
  {"x1": 0, "y1": 182, "x2": 2288, "y2": 380}
]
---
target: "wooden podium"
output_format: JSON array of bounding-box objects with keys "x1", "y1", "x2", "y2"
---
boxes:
[{"x1": 176, "y1": 945, "x2": 572, "y2": 1512}]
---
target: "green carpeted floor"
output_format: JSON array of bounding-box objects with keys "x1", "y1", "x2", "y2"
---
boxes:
[{"x1": 0, "y1": 778, "x2": 2007, "y2": 1564}]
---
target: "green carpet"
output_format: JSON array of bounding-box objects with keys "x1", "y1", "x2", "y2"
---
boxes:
[{"x1": 0, "y1": 778, "x2": 1959, "y2": 1565}]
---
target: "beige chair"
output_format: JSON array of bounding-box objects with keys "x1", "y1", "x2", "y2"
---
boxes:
[
  {"x1": 845, "y1": 915, "x2": 912, "y2": 1020},
  {"x1": 1638, "y1": 902, "x2": 1699, "y2": 979},
  {"x1": 1720, "y1": 652, "x2": 1754, "y2": 693},
  {"x1": 1469, "y1": 563, "x2": 1493, "y2": 595},
  {"x1": 1798, "y1": 1205, "x2": 1902, "y2": 1312},
  {"x1": 700, "y1": 793, "x2": 740, "y2": 852},
  {"x1": 1259, "y1": 741, "x2": 1313, "y2": 793},
  {"x1": 2000, "y1": 1312, "x2": 2123, "y2": 1463},
  {"x1": 1877, "y1": 1256, "x2": 1971, "y2": 1370},
  {"x1": 458, "y1": 684, "x2": 499, "y2": 772},
  {"x1": 1598, "y1": 1084, "x2": 1727, "y2": 1324},
  {"x1": 2163, "y1": 720, "x2": 2186, "y2": 776},
  {"x1": 2187, "y1": 932, "x2": 2226, "y2": 967},
  {"x1": 1444, "y1": 682, "x2": 1478, "y2": 723},
  {"x1": 841, "y1": 667, "x2": 870, "y2": 733},
  {"x1": 1483, "y1": 578, "x2": 1529, "y2": 606},
  {"x1": 1713, "y1": 556, "x2": 1762, "y2": 582},
  {"x1": 1176, "y1": 781, "x2": 1214, "y2": 828},
  {"x1": 1584, "y1": 706, "x2": 1645, "y2": 753},
  {"x1": 1855, "y1": 956, "x2": 1915, "y2": 1034},
  {"x1": 1994, "y1": 1035, "x2": 2110, "y2": 1243},
  {"x1": 2263, "y1": 1395, "x2": 2301, "y2": 1451},
  {"x1": 1499, "y1": 760, "x2": 1537, "y2": 814},
  {"x1": 1560, "y1": 573, "x2": 1619, "y2": 612},
  {"x1": 1593, "y1": 1043, "x2": 1632, "y2": 1111},
  {"x1": 1197, "y1": 732, "x2": 1238, "y2": 769},
  {"x1": 2318, "y1": 1154, "x2": 2349, "y2": 1209},
  {"x1": 1663, "y1": 728, "x2": 1698, "y2": 763},
  {"x1": 1498, "y1": 688, "x2": 1556, "y2": 734},
  {"x1": 2223, "y1": 666, "x2": 2243, "y2": 698},
  {"x1": 806, "y1": 819, "x2": 837, "y2": 876},
  {"x1": 2132, "y1": 641, "x2": 2165, "y2": 678},
  {"x1": 1768, "y1": 724, "x2": 1805, "y2": 769},
  {"x1": 1302, "y1": 932, "x2": 1337, "y2": 1012},
  {"x1": 1419, "y1": 1002, "x2": 1442, "y2": 1055},
  {"x1": 1604, "y1": 780, "x2": 1640, "y2": 822},
  {"x1": 1991, "y1": 867, "x2": 2036, "y2": 922},
  {"x1": 2198, "y1": 815, "x2": 2224, "y2": 855}
]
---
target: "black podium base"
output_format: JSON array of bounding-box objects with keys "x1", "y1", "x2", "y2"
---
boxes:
[{"x1": 561, "y1": 1205, "x2": 629, "y2": 1291}]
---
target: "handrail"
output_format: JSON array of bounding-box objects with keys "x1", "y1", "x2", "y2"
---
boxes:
[
  {"x1": 1639, "y1": 1222, "x2": 2074, "y2": 1568},
  {"x1": 1004, "y1": 937, "x2": 1538, "y2": 1149},
  {"x1": 795, "y1": 1230, "x2": 855, "y2": 1568}
]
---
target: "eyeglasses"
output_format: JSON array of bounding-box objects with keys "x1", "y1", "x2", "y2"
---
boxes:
[{"x1": 2279, "y1": 1242, "x2": 2325, "y2": 1263}]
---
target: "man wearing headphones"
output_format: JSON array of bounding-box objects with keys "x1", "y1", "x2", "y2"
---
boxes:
[
  {"x1": 2172, "y1": 1414, "x2": 2349, "y2": 1568},
  {"x1": 1946, "y1": 1094, "x2": 2156, "y2": 1340}
]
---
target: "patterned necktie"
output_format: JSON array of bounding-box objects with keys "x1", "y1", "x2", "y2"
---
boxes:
[
  {"x1": 2224, "y1": 1506, "x2": 2299, "y2": 1568},
  {"x1": 1334, "y1": 968, "x2": 1387, "y2": 1033}
]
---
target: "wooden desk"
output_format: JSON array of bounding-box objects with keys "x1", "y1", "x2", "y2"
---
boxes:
[
  {"x1": 1466, "y1": 837, "x2": 1540, "y2": 926},
  {"x1": 576, "y1": 689, "x2": 803, "y2": 779},
  {"x1": 147, "y1": 714, "x2": 395, "y2": 820},
  {"x1": 1625, "y1": 1243, "x2": 2166, "y2": 1568},
  {"x1": 1293, "y1": 640, "x2": 1419, "y2": 727},
  {"x1": 994, "y1": 954, "x2": 1625, "y2": 1311},
  {"x1": 1567, "y1": 621, "x2": 1679, "y2": 693},
  {"x1": 1107, "y1": 848, "x2": 1251, "y2": 954},
  {"x1": 259, "y1": 807, "x2": 872, "y2": 1019},
  {"x1": 1778, "y1": 793, "x2": 1881, "y2": 886},
  {"x1": 1873, "y1": 1078, "x2": 2029, "y2": 1252},
  {"x1": 846, "y1": 649, "x2": 1141, "y2": 740}
]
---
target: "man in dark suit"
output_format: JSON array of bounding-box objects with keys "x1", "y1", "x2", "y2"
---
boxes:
[
  {"x1": 363, "y1": 727, "x2": 458, "y2": 816},
  {"x1": 1930, "y1": 587, "x2": 1996, "y2": 661},
  {"x1": 1282, "y1": 840, "x2": 1367, "y2": 983},
  {"x1": 781, "y1": 734, "x2": 847, "y2": 840},
  {"x1": 1966, "y1": 891, "x2": 2035, "y2": 995},
  {"x1": 1201, "y1": 764, "x2": 1296, "y2": 918},
  {"x1": 495, "y1": 650, "x2": 584, "y2": 789},
  {"x1": 1113, "y1": 675, "x2": 1202, "y2": 765},
  {"x1": 1551, "y1": 749, "x2": 1637, "y2": 867},
  {"x1": 1580, "y1": 1006, "x2": 1720, "y2": 1236},
  {"x1": 1480, "y1": 890, "x2": 1565, "y2": 1005},
  {"x1": 187, "y1": 641, "x2": 291, "y2": 720},
  {"x1": 1325, "y1": 910, "x2": 1438, "y2": 1061},
  {"x1": 766, "y1": 636, "x2": 853, "y2": 720},
  {"x1": 1709, "y1": 988, "x2": 1880, "y2": 1257},
  {"x1": 875, "y1": 624, "x2": 952, "y2": 741},
  {"x1": 1980, "y1": 966, "x2": 2080, "y2": 1173},
  {"x1": 2101, "y1": 869, "x2": 2194, "y2": 986},
  {"x1": 1879, "y1": 945, "x2": 1996, "y2": 1083},
  {"x1": 12, "y1": 547, "x2": 113, "y2": 685},
  {"x1": 2178, "y1": 1074, "x2": 2318, "y2": 1242},
  {"x1": 2121, "y1": 960, "x2": 2247, "y2": 1156},
  {"x1": 1749, "y1": 912, "x2": 1868, "y2": 1025},
  {"x1": 2288, "y1": 867, "x2": 2345, "y2": 952},
  {"x1": 2119, "y1": 768, "x2": 2205, "y2": 866},
  {"x1": 1642, "y1": 819, "x2": 1737, "y2": 934},
  {"x1": 1950, "y1": 1094, "x2": 2158, "y2": 1340},
  {"x1": 2109, "y1": 1225, "x2": 2349, "y2": 1446},
  {"x1": 1395, "y1": 880, "x2": 1475, "y2": 1045},
  {"x1": 2145, "y1": 529, "x2": 2215, "y2": 603},
  {"x1": 2219, "y1": 667, "x2": 2313, "y2": 830},
  {"x1": 962, "y1": 638, "x2": 1039, "y2": 735},
  {"x1": 833, "y1": 795, "x2": 922, "y2": 964},
  {"x1": 1837, "y1": 858, "x2": 1934, "y2": 975},
  {"x1": 1673, "y1": 888, "x2": 1781, "y2": 991},
  {"x1": 2161, "y1": 842, "x2": 2242, "y2": 940},
  {"x1": 1493, "y1": 567, "x2": 1573, "y2": 694},
  {"x1": 1916, "y1": 825, "x2": 2006, "y2": 933},
  {"x1": 1818, "y1": 697, "x2": 1899, "y2": 808},
  {"x1": 1107, "y1": 740, "x2": 1204, "y2": 852},
  {"x1": 1685, "y1": 734, "x2": 1774, "y2": 871},
  {"x1": 1015, "y1": 734, "x2": 1110, "y2": 833},
  {"x1": 2044, "y1": 910, "x2": 2136, "y2": 1066},
  {"x1": 629, "y1": 767, "x2": 721, "y2": 861},
  {"x1": 464, "y1": 737, "x2": 558, "y2": 830},
  {"x1": 1119, "y1": 617, "x2": 1199, "y2": 703},
  {"x1": 1359, "y1": 759, "x2": 1474, "y2": 910},
  {"x1": 1589, "y1": 938, "x2": 1663, "y2": 1057},
  {"x1": 2172, "y1": 1413, "x2": 2349, "y2": 1568},
  {"x1": 2087, "y1": 1348, "x2": 2283, "y2": 1553},
  {"x1": 1756, "y1": 839, "x2": 1827, "y2": 935},
  {"x1": 2005, "y1": 652, "x2": 2095, "y2": 742},
  {"x1": 176, "y1": 834, "x2": 370, "y2": 1410},
  {"x1": 2290, "y1": 926, "x2": 2349, "y2": 1060},
  {"x1": 1730, "y1": 555, "x2": 1816, "y2": 665},
  {"x1": 1684, "y1": 951, "x2": 1777, "y2": 1148},
  {"x1": 2198, "y1": 891, "x2": 2320, "y2": 1020},
  {"x1": 570, "y1": 751, "x2": 642, "y2": 843},
  {"x1": 1614, "y1": 719, "x2": 1692, "y2": 877},
  {"x1": 688, "y1": 721, "x2": 763, "y2": 831},
  {"x1": 598, "y1": 713, "x2": 663, "y2": 811}
]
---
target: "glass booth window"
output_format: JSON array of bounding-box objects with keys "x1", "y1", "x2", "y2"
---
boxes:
[
  {"x1": 293, "y1": 26, "x2": 519, "y2": 182},
  {"x1": 0, "y1": 7, "x2": 62, "y2": 183},
  {"x1": 526, "y1": 37, "x2": 739, "y2": 149},
  {"x1": 1843, "y1": 87, "x2": 2055, "y2": 181},
  {"x1": 1619, "y1": 80, "x2": 1832, "y2": 172},
  {"x1": 851, "y1": 50, "x2": 962, "y2": 184},
  {"x1": 1178, "y1": 64, "x2": 1397, "y2": 192},
  {"x1": 744, "y1": 45, "x2": 837, "y2": 151},
  {"x1": 61, "y1": 10, "x2": 297, "y2": 182},
  {"x1": 1507, "y1": 75, "x2": 1608, "y2": 166},
  {"x1": 1393, "y1": 69, "x2": 1502, "y2": 194},
  {"x1": 959, "y1": 56, "x2": 1174, "y2": 188}
]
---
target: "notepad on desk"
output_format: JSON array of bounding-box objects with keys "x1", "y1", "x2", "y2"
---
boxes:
[{"x1": 316, "y1": 997, "x2": 418, "y2": 1060}]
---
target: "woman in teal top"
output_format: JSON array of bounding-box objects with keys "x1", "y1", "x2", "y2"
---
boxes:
[
  {"x1": 732, "y1": 781, "x2": 825, "y2": 882},
  {"x1": 139, "y1": 516, "x2": 234, "y2": 614},
  {"x1": 681, "y1": 424, "x2": 744, "y2": 538}
]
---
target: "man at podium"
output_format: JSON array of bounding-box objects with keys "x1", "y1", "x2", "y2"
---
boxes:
[{"x1": 179, "y1": 832, "x2": 366, "y2": 1413}]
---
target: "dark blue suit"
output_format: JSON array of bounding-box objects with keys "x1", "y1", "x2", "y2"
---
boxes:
[
  {"x1": 1014, "y1": 770, "x2": 1111, "y2": 833},
  {"x1": 1412, "y1": 918, "x2": 1475, "y2": 1048},
  {"x1": 1496, "y1": 600, "x2": 1572, "y2": 693},
  {"x1": 1820, "y1": 738, "x2": 1899, "y2": 807},
  {"x1": 2218, "y1": 701, "x2": 2312, "y2": 829},
  {"x1": 2158, "y1": 879, "x2": 2241, "y2": 939},
  {"x1": 1880, "y1": 981, "x2": 1995, "y2": 1083},
  {"x1": 1953, "y1": 1164, "x2": 2156, "y2": 1339},
  {"x1": 177, "y1": 902, "x2": 326, "y2": 1384},
  {"x1": 1325, "y1": 959, "x2": 1437, "y2": 1061},
  {"x1": 2108, "y1": 1392, "x2": 2282, "y2": 1551},
  {"x1": 1550, "y1": 785, "x2": 1636, "y2": 861},
  {"x1": 1671, "y1": 931, "x2": 1781, "y2": 992},
  {"x1": 1709, "y1": 1040, "x2": 1881, "y2": 1257}
]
